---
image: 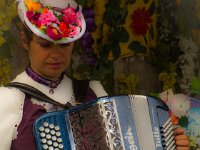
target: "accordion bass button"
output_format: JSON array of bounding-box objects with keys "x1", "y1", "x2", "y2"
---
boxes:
[
  {"x1": 58, "y1": 144, "x2": 64, "y2": 149},
  {"x1": 43, "y1": 122, "x2": 49, "y2": 127},
  {"x1": 56, "y1": 132, "x2": 61, "y2": 137},
  {"x1": 45, "y1": 128, "x2": 50, "y2": 133},
  {"x1": 46, "y1": 134, "x2": 52, "y2": 139},
  {"x1": 42, "y1": 144, "x2": 48, "y2": 149},
  {"x1": 54, "y1": 126, "x2": 60, "y2": 131},
  {"x1": 52, "y1": 136, "x2": 57, "y2": 141},
  {"x1": 50, "y1": 130, "x2": 56, "y2": 135},
  {"x1": 48, "y1": 146, "x2": 54, "y2": 150},
  {"x1": 41, "y1": 138, "x2": 47, "y2": 144},
  {"x1": 53, "y1": 142, "x2": 59, "y2": 147},
  {"x1": 47, "y1": 140, "x2": 53, "y2": 145},
  {"x1": 40, "y1": 132, "x2": 46, "y2": 138},
  {"x1": 57, "y1": 138, "x2": 62, "y2": 143},
  {"x1": 39, "y1": 126, "x2": 45, "y2": 132},
  {"x1": 49, "y1": 124, "x2": 54, "y2": 129}
]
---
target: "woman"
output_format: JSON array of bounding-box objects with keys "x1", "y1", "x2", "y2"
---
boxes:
[{"x1": 0, "y1": 0, "x2": 189, "y2": 149}]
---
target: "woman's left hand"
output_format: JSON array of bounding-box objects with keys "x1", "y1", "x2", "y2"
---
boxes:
[{"x1": 174, "y1": 128, "x2": 190, "y2": 150}]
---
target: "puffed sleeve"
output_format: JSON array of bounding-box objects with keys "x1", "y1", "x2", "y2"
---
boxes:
[
  {"x1": 89, "y1": 80, "x2": 108, "y2": 97},
  {"x1": 0, "y1": 87, "x2": 25, "y2": 150}
]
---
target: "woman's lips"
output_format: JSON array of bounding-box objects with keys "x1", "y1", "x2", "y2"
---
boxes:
[{"x1": 47, "y1": 63, "x2": 63, "y2": 69}]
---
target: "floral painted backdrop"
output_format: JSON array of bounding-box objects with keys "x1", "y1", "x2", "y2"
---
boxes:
[{"x1": 0, "y1": 1, "x2": 200, "y2": 95}]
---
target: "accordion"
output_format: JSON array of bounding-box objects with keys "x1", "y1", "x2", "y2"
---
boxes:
[{"x1": 33, "y1": 95, "x2": 176, "y2": 150}]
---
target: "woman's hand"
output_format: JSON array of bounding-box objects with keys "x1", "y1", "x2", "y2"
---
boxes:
[{"x1": 174, "y1": 128, "x2": 190, "y2": 150}]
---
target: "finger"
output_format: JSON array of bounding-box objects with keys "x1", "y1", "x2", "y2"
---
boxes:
[
  {"x1": 175, "y1": 134, "x2": 188, "y2": 141},
  {"x1": 176, "y1": 139, "x2": 190, "y2": 147},
  {"x1": 176, "y1": 146, "x2": 190, "y2": 150},
  {"x1": 174, "y1": 128, "x2": 185, "y2": 135}
]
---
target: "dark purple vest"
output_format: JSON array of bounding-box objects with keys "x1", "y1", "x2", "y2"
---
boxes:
[{"x1": 11, "y1": 88, "x2": 97, "y2": 150}]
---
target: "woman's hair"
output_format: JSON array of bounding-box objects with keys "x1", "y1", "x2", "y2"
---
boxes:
[
  {"x1": 23, "y1": 25, "x2": 33, "y2": 43},
  {"x1": 16, "y1": 19, "x2": 33, "y2": 43}
]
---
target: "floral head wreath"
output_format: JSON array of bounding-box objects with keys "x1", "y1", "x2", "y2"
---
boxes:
[{"x1": 16, "y1": 0, "x2": 86, "y2": 43}]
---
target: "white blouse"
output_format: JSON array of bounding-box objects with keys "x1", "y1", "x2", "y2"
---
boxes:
[{"x1": 0, "y1": 71, "x2": 108, "y2": 150}]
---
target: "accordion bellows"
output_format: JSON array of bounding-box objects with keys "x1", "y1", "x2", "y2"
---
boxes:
[{"x1": 34, "y1": 95, "x2": 176, "y2": 150}]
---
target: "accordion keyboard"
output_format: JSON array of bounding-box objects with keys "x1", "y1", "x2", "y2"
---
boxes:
[{"x1": 38, "y1": 122, "x2": 64, "y2": 150}]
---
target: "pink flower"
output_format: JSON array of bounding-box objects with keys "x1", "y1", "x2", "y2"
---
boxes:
[
  {"x1": 26, "y1": 11, "x2": 41, "y2": 27},
  {"x1": 38, "y1": 11, "x2": 58, "y2": 26},
  {"x1": 62, "y1": 7, "x2": 80, "y2": 25},
  {"x1": 68, "y1": 26, "x2": 78, "y2": 37},
  {"x1": 46, "y1": 27, "x2": 62, "y2": 40}
]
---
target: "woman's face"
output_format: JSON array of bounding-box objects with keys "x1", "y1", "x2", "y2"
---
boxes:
[{"x1": 24, "y1": 34, "x2": 74, "y2": 80}]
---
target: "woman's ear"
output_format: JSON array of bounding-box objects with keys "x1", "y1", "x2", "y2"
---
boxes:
[{"x1": 20, "y1": 31, "x2": 29, "y2": 50}]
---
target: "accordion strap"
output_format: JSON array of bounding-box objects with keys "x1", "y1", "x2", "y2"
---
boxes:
[{"x1": 6, "y1": 82, "x2": 71, "y2": 109}]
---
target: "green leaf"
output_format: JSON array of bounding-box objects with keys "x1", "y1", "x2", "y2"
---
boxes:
[
  {"x1": 76, "y1": 0, "x2": 84, "y2": 6},
  {"x1": 143, "y1": 0, "x2": 148, "y2": 4},
  {"x1": 126, "y1": 0, "x2": 136, "y2": 4},
  {"x1": 119, "y1": 7, "x2": 128, "y2": 25},
  {"x1": 149, "y1": 1, "x2": 156, "y2": 16},
  {"x1": 149, "y1": 25, "x2": 154, "y2": 40},
  {"x1": 118, "y1": 27, "x2": 129, "y2": 43},
  {"x1": 179, "y1": 116, "x2": 188, "y2": 127},
  {"x1": 128, "y1": 41, "x2": 147, "y2": 53},
  {"x1": 111, "y1": 43, "x2": 121, "y2": 58}
]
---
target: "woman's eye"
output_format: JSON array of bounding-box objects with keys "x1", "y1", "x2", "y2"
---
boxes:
[
  {"x1": 39, "y1": 43, "x2": 51, "y2": 47},
  {"x1": 59, "y1": 43, "x2": 70, "y2": 47}
]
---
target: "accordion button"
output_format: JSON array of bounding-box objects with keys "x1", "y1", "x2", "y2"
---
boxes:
[
  {"x1": 56, "y1": 132, "x2": 61, "y2": 137},
  {"x1": 58, "y1": 144, "x2": 64, "y2": 149},
  {"x1": 40, "y1": 132, "x2": 46, "y2": 138},
  {"x1": 49, "y1": 124, "x2": 54, "y2": 129},
  {"x1": 48, "y1": 146, "x2": 54, "y2": 150},
  {"x1": 41, "y1": 138, "x2": 47, "y2": 144},
  {"x1": 53, "y1": 142, "x2": 59, "y2": 147},
  {"x1": 43, "y1": 122, "x2": 49, "y2": 127},
  {"x1": 45, "y1": 128, "x2": 50, "y2": 133},
  {"x1": 57, "y1": 138, "x2": 62, "y2": 143},
  {"x1": 42, "y1": 144, "x2": 48, "y2": 149},
  {"x1": 55, "y1": 126, "x2": 60, "y2": 131},
  {"x1": 46, "y1": 134, "x2": 52, "y2": 139},
  {"x1": 52, "y1": 136, "x2": 57, "y2": 141},
  {"x1": 50, "y1": 130, "x2": 56, "y2": 135},
  {"x1": 47, "y1": 140, "x2": 53, "y2": 145},
  {"x1": 39, "y1": 126, "x2": 45, "y2": 132}
]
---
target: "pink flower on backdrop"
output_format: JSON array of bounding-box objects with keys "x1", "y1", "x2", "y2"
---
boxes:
[
  {"x1": 46, "y1": 26, "x2": 62, "y2": 40},
  {"x1": 38, "y1": 11, "x2": 59, "y2": 26}
]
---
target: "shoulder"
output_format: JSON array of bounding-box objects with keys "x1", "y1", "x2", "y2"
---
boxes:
[
  {"x1": 0, "y1": 86, "x2": 25, "y2": 112},
  {"x1": 0, "y1": 86, "x2": 25, "y2": 147},
  {"x1": 89, "y1": 80, "x2": 108, "y2": 97}
]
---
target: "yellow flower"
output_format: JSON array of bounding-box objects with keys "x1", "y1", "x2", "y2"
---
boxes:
[{"x1": 26, "y1": 0, "x2": 41, "y2": 12}]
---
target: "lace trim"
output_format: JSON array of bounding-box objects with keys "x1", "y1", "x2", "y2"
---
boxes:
[{"x1": 12, "y1": 98, "x2": 24, "y2": 140}]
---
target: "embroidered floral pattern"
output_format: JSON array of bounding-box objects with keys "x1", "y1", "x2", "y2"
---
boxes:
[{"x1": 25, "y1": 0, "x2": 82, "y2": 41}]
